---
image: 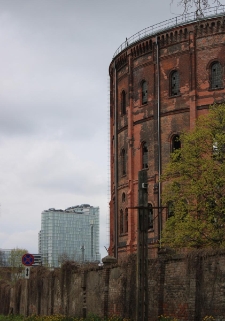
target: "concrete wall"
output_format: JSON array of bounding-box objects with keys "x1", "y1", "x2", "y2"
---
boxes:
[{"x1": 1, "y1": 251, "x2": 225, "y2": 320}]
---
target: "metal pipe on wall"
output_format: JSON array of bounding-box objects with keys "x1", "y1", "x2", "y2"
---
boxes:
[
  {"x1": 156, "y1": 36, "x2": 162, "y2": 246},
  {"x1": 114, "y1": 62, "x2": 118, "y2": 259}
]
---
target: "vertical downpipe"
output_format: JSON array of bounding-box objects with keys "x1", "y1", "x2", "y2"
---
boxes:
[
  {"x1": 114, "y1": 62, "x2": 118, "y2": 259},
  {"x1": 156, "y1": 37, "x2": 162, "y2": 246}
]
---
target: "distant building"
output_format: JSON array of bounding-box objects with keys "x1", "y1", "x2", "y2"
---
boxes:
[
  {"x1": 39, "y1": 204, "x2": 100, "y2": 267},
  {"x1": 0, "y1": 249, "x2": 11, "y2": 266}
]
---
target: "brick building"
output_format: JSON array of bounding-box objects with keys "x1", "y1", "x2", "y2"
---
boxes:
[{"x1": 109, "y1": 6, "x2": 225, "y2": 259}]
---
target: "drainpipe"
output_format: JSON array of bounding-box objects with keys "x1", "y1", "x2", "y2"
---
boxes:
[
  {"x1": 156, "y1": 36, "x2": 162, "y2": 246},
  {"x1": 114, "y1": 61, "x2": 118, "y2": 259}
]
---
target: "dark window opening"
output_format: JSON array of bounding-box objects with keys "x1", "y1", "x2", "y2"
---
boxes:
[
  {"x1": 211, "y1": 62, "x2": 223, "y2": 89},
  {"x1": 168, "y1": 202, "x2": 174, "y2": 218},
  {"x1": 171, "y1": 71, "x2": 179, "y2": 96},
  {"x1": 121, "y1": 149, "x2": 126, "y2": 175},
  {"x1": 124, "y1": 208, "x2": 128, "y2": 233},
  {"x1": 172, "y1": 135, "x2": 181, "y2": 152},
  {"x1": 121, "y1": 91, "x2": 126, "y2": 115},
  {"x1": 142, "y1": 81, "x2": 148, "y2": 104},
  {"x1": 122, "y1": 192, "x2": 126, "y2": 203},
  {"x1": 142, "y1": 142, "x2": 148, "y2": 169},
  {"x1": 120, "y1": 210, "x2": 124, "y2": 234},
  {"x1": 148, "y1": 203, "x2": 153, "y2": 229}
]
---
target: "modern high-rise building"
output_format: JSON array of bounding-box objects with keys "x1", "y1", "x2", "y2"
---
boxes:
[{"x1": 39, "y1": 204, "x2": 100, "y2": 267}]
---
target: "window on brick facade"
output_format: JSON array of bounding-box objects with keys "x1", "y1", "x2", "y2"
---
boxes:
[
  {"x1": 148, "y1": 203, "x2": 153, "y2": 229},
  {"x1": 171, "y1": 134, "x2": 181, "y2": 152},
  {"x1": 120, "y1": 209, "x2": 124, "y2": 234},
  {"x1": 211, "y1": 62, "x2": 223, "y2": 89},
  {"x1": 142, "y1": 142, "x2": 148, "y2": 169},
  {"x1": 121, "y1": 90, "x2": 126, "y2": 115},
  {"x1": 124, "y1": 208, "x2": 128, "y2": 233},
  {"x1": 122, "y1": 192, "x2": 126, "y2": 203},
  {"x1": 170, "y1": 70, "x2": 179, "y2": 96},
  {"x1": 168, "y1": 202, "x2": 174, "y2": 218},
  {"x1": 142, "y1": 81, "x2": 148, "y2": 104},
  {"x1": 121, "y1": 149, "x2": 126, "y2": 176}
]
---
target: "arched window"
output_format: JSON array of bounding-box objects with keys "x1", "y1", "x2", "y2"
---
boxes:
[
  {"x1": 148, "y1": 203, "x2": 153, "y2": 229},
  {"x1": 142, "y1": 81, "x2": 148, "y2": 104},
  {"x1": 170, "y1": 70, "x2": 179, "y2": 96},
  {"x1": 122, "y1": 192, "x2": 126, "y2": 203},
  {"x1": 124, "y1": 208, "x2": 128, "y2": 233},
  {"x1": 168, "y1": 202, "x2": 174, "y2": 218},
  {"x1": 171, "y1": 134, "x2": 181, "y2": 152},
  {"x1": 121, "y1": 90, "x2": 126, "y2": 115},
  {"x1": 211, "y1": 62, "x2": 223, "y2": 89},
  {"x1": 121, "y1": 149, "x2": 126, "y2": 176},
  {"x1": 120, "y1": 209, "x2": 124, "y2": 234},
  {"x1": 142, "y1": 142, "x2": 148, "y2": 169}
]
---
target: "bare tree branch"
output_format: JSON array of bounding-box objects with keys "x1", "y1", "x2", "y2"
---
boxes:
[{"x1": 171, "y1": 0, "x2": 222, "y2": 14}]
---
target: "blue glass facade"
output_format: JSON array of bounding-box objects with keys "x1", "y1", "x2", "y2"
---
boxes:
[{"x1": 40, "y1": 204, "x2": 100, "y2": 267}]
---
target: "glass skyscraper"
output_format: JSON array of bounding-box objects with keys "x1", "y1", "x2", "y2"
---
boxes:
[{"x1": 39, "y1": 204, "x2": 100, "y2": 267}]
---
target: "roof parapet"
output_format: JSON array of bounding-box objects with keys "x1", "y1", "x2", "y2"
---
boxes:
[{"x1": 112, "y1": 5, "x2": 225, "y2": 59}]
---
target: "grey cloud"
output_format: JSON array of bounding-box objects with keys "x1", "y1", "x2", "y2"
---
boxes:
[{"x1": 0, "y1": 0, "x2": 201, "y2": 257}]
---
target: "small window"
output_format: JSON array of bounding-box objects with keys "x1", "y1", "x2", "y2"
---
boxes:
[
  {"x1": 142, "y1": 142, "x2": 148, "y2": 169},
  {"x1": 124, "y1": 208, "x2": 128, "y2": 233},
  {"x1": 120, "y1": 209, "x2": 124, "y2": 234},
  {"x1": 172, "y1": 135, "x2": 181, "y2": 152},
  {"x1": 148, "y1": 203, "x2": 153, "y2": 229},
  {"x1": 170, "y1": 70, "x2": 179, "y2": 96},
  {"x1": 121, "y1": 149, "x2": 126, "y2": 176},
  {"x1": 168, "y1": 202, "x2": 174, "y2": 218},
  {"x1": 213, "y1": 141, "x2": 218, "y2": 156},
  {"x1": 122, "y1": 192, "x2": 126, "y2": 203},
  {"x1": 142, "y1": 81, "x2": 148, "y2": 104},
  {"x1": 121, "y1": 91, "x2": 126, "y2": 115},
  {"x1": 212, "y1": 140, "x2": 225, "y2": 161},
  {"x1": 211, "y1": 62, "x2": 223, "y2": 89}
]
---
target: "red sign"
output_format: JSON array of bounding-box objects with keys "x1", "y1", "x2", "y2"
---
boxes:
[{"x1": 22, "y1": 253, "x2": 34, "y2": 266}]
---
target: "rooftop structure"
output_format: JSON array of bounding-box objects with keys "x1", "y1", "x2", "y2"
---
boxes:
[{"x1": 113, "y1": 5, "x2": 225, "y2": 58}]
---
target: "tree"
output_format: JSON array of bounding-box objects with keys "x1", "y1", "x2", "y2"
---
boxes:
[
  {"x1": 171, "y1": 0, "x2": 222, "y2": 14},
  {"x1": 161, "y1": 104, "x2": 225, "y2": 248},
  {"x1": 9, "y1": 248, "x2": 28, "y2": 268},
  {"x1": 0, "y1": 250, "x2": 5, "y2": 267},
  {"x1": 9, "y1": 248, "x2": 28, "y2": 283}
]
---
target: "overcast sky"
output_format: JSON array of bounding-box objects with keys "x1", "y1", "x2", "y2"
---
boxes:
[{"x1": 0, "y1": 0, "x2": 222, "y2": 259}]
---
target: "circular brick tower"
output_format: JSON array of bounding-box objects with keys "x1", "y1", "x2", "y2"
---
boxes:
[{"x1": 109, "y1": 6, "x2": 225, "y2": 260}]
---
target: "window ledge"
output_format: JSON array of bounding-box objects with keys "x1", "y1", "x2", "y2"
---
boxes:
[
  {"x1": 168, "y1": 93, "x2": 181, "y2": 99},
  {"x1": 208, "y1": 87, "x2": 224, "y2": 91},
  {"x1": 119, "y1": 233, "x2": 128, "y2": 237}
]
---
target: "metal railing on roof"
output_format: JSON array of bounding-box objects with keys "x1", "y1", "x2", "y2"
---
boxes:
[{"x1": 113, "y1": 5, "x2": 225, "y2": 58}]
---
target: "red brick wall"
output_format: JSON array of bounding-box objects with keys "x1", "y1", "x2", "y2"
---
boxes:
[
  {"x1": 109, "y1": 15, "x2": 225, "y2": 259},
  {"x1": 1, "y1": 252, "x2": 225, "y2": 320}
]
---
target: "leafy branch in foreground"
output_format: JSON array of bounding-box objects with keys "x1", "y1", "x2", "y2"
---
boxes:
[{"x1": 161, "y1": 104, "x2": 225, "y2": 248}]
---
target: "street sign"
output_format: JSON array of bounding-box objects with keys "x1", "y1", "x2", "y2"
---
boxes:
[
  {"x1": 22, "y1": 253, "x2": 34, "y2": 266},
  {"x1": 24, "y1": 266, "x2": 30, "y2": 279}
]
